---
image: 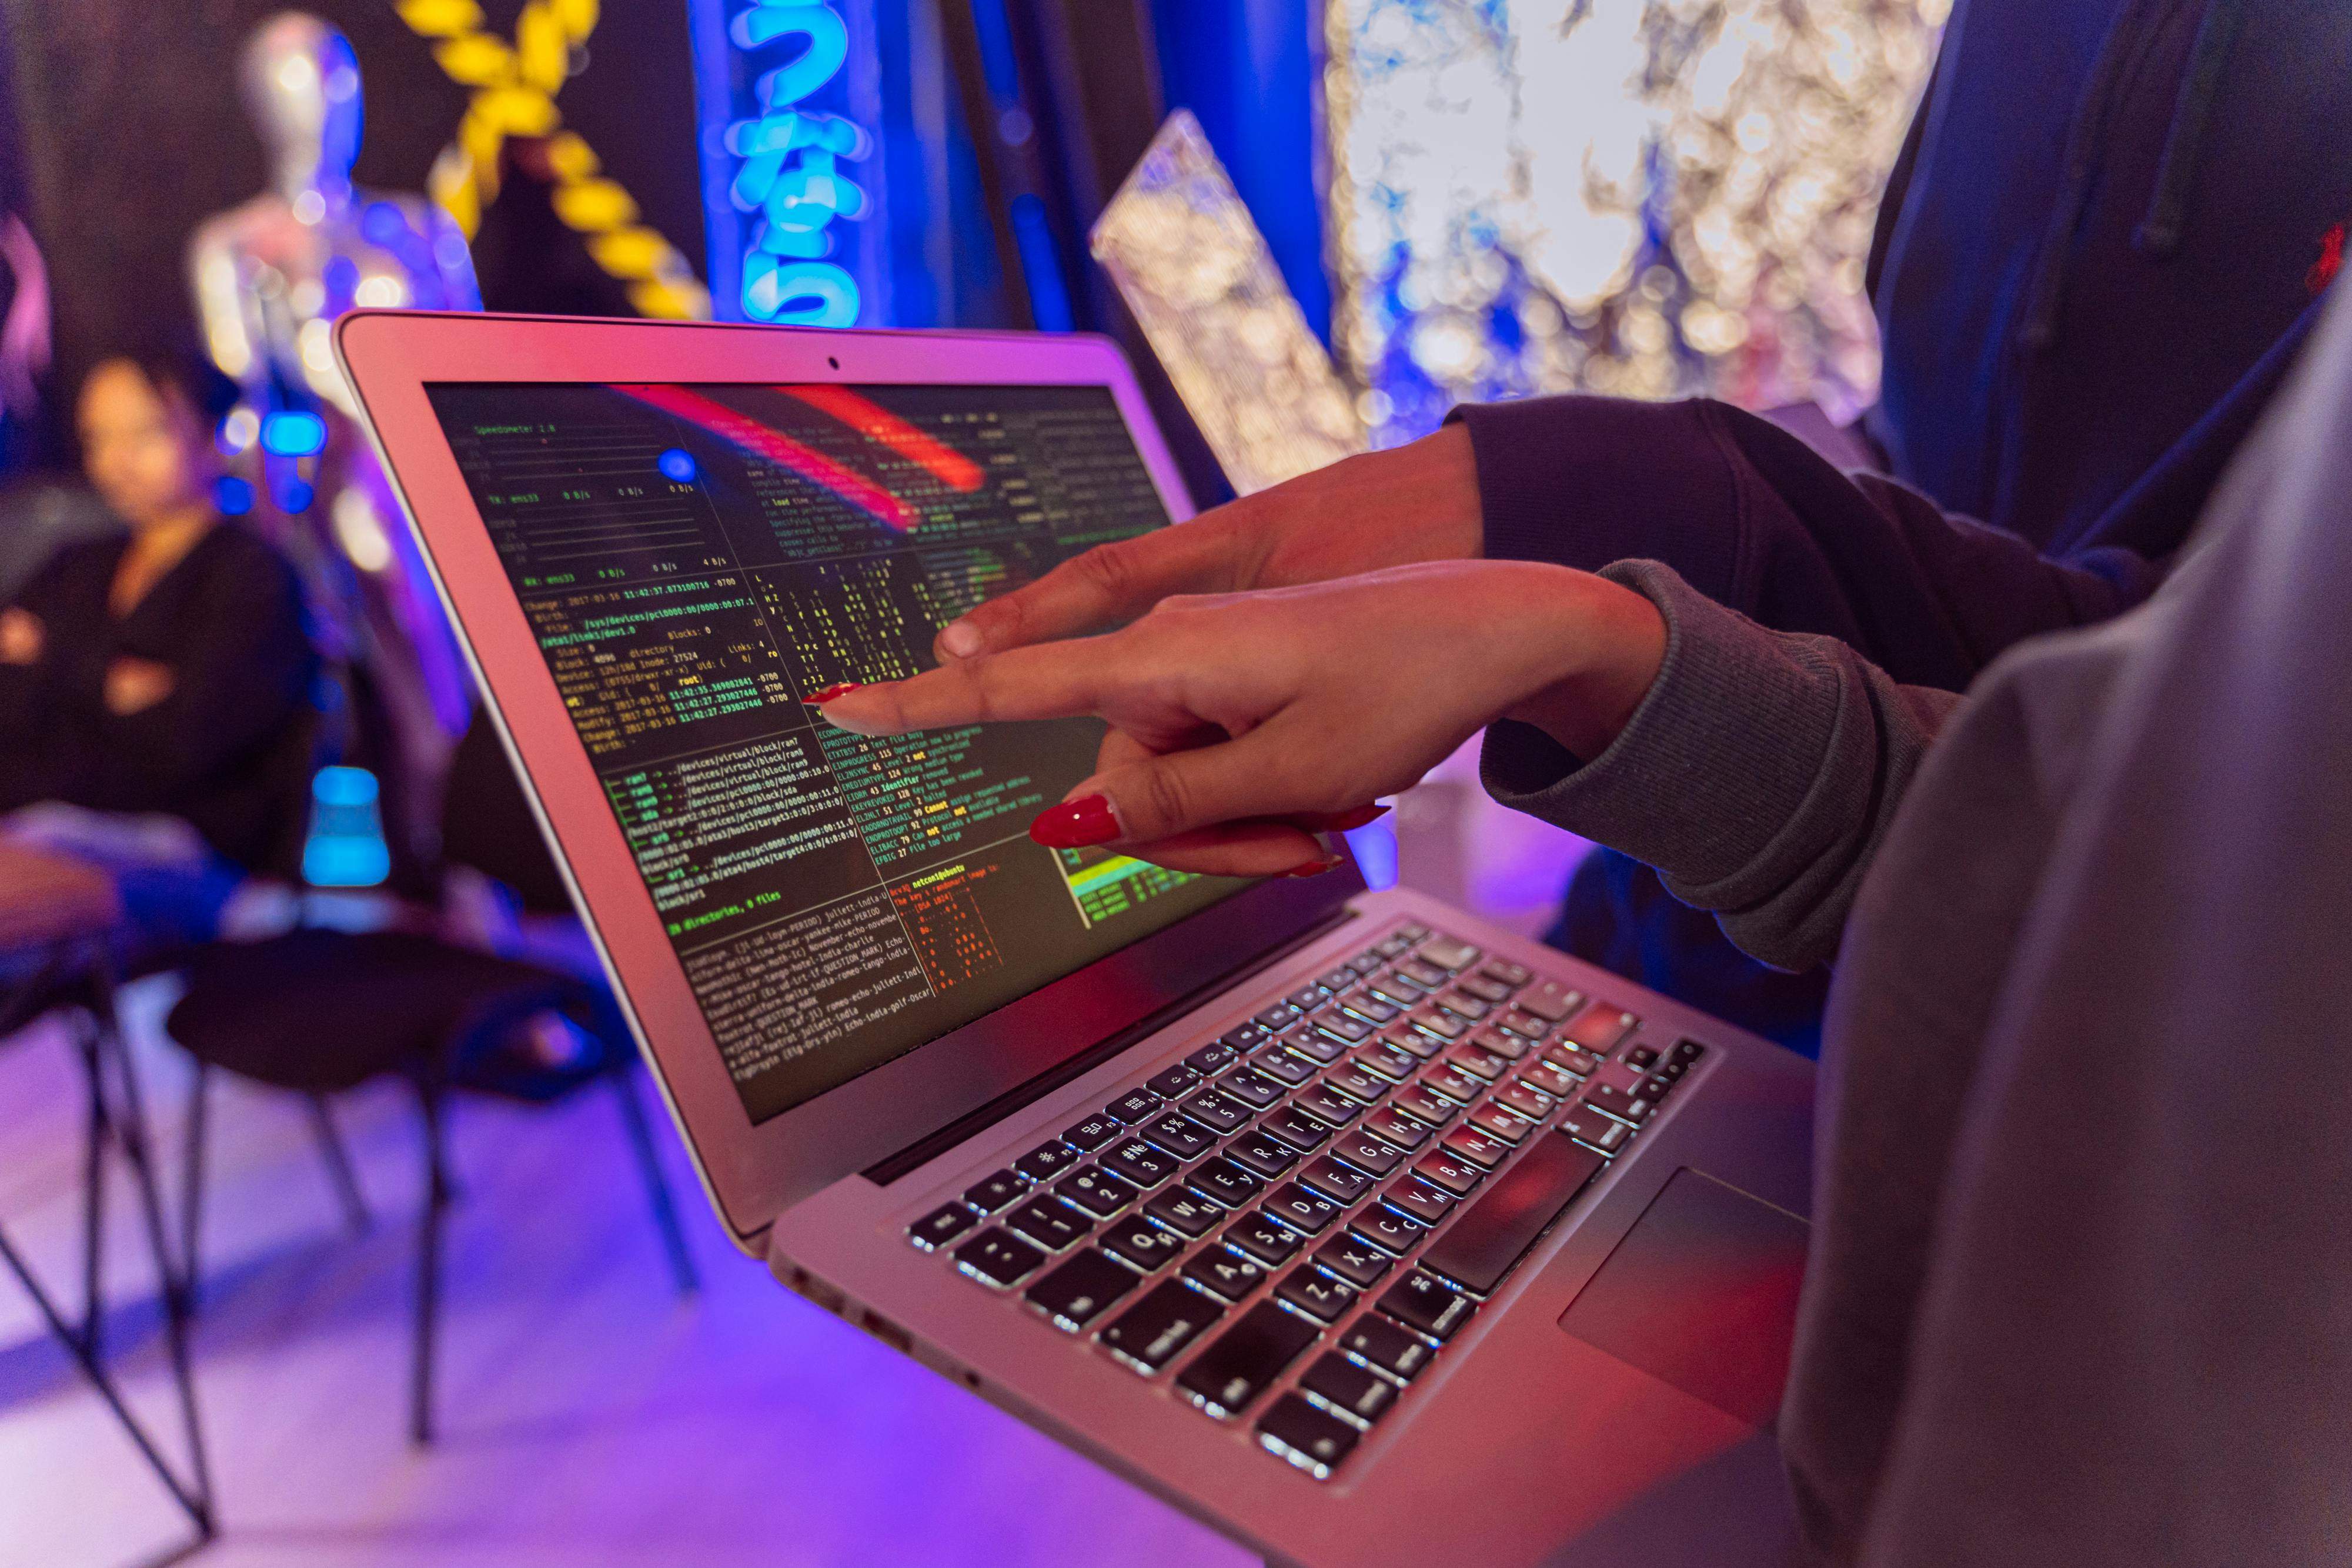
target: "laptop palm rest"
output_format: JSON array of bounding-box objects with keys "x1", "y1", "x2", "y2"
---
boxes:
[{"x1": 1558, "y1": 1167, "x2": 1809, "y2": 1429}]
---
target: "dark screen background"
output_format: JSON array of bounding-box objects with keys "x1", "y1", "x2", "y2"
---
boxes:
[{"x1": 425, "y1": 381, "x2": 1242, "y2": 1123}]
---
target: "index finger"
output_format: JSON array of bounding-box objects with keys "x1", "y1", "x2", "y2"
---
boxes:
[
  {"x1": 815, "y1": 638, "x2": 1118, "y2": 735},
  {"x1": 934, "y1": 517, "x2": 1237, "y2": 661}
]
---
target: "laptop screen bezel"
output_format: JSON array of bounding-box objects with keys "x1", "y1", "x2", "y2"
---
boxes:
[{"x1": 335, "y1": 311, "x2": 1364, "y2": 1247}]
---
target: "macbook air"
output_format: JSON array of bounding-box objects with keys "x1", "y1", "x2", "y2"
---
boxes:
[{"x1": 336, "y1": 310, "x2": 1817, "y2": 1568}]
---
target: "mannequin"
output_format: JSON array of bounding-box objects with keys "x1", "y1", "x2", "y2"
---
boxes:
[{"x1": 188, "y1": 13, "x2": 478, "y2": 859}]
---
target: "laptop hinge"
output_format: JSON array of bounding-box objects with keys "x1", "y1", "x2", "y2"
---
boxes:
[{"x1": 861, "y1": 905, "x2": 1362, "y2": 1188}]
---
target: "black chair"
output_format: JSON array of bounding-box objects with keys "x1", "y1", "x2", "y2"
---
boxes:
[{"x1": 164, "y1": 926, "x2": 699, "y2": 1444}]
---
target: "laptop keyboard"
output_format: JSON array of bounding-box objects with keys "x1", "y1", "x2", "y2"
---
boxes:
[{"x1": 903, "y1": 922, "x2": 1706, "y2": 1480}]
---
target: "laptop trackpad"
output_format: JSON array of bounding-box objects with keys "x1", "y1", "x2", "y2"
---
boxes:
[{"x1": 1558, "y1": 1168, "x2": 1809, "y2": 1429}]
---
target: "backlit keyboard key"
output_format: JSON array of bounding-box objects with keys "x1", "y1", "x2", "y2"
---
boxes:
[
  {"x1": 1545, "y1": 1045, "x2": 1603, "y2": 1077},
  {"x1": 1142, "y1": 1112, "x2": 1218, "y2": 1161},
  {"x1": 1378, "y1": 1271, "x2": 1474, "y2": 1341},
  {"x1": 1436, "y1": 992, "x2": 1489, "y2": 1022},
  {"x1": 1256, "y1": 1004, "x2": 1299, "y2": 1031},
  {"x1": 1226, "y1": 1130, "x2": 1302, "y2": 1179},
  {"x1": 1180, "y1": 1301, "x2": 1318, "y2": 1419},
  {"x1": 1257, "y1": 1392, "x2": 1358, "y2": 1478},
  {"x1": 1416, "y1": 935, "x2": 1479, "y2": 971},
  {"x1": 1408, "y1": 1007, "x2": 1468, "y2": 1042},
  {"x1": 1421, "y1": 1064, "x2": 1482, "y2": 1104},
  {"x1": 1298, "y1": 1154, "x2": 1376, "y2": 1208},
  {"x1": 908, "y1": 1202, "x2": 978, "y2": 1251},
  {"x1": 1220, "y1": 1068, "x2": 1285, "y2": 1108},
  {"x1": 1101, "y1": 1138, "x2": 1180, "y2": 1188},
  {"x1": 1294, "y1": 1084, "x2": 1364, "y2": 1127},
  {"x1": 1227, "y1": 1209, "x2": 1307, "y2": 1267},
  {"x1": 1101, "y1": 1215, "x2": 1188, "y2": 1272},
  {"x1": 1497, "y1": 1081, "x2": 1554, "y2": 1121},
  {"x1": 1060, "y1": 1165, "x2": 1141, "y2": 1218},
  {"x1": 1415, "y1": 1150, "x2": 1483, "y2": 1196},
  {"x1": 1284, "y1": 1029, "x2": 1348, "y2": 1065},
  {"x1": 1255, "y1": 1049, "x2": 1318, "y2": 1086},
  {"x1": 1469, "y1": 1025, "x2": 1527, "y2": 1061},
  {"x1": 1441, "y1": 1127, "x2": 1512, "y2": 1169},
  {"x1": 963, "y1": 1169, "x2": 1029, "y2": 1212},
  {"x1": 1185, "y1": 1039, "x2": 1241, "y2": 1076},
  {"x1": 1190, "y1": 1156, "x2": 1264, "y2": 1206},
  {"x1": 1181, "y1": 1089, "x2": 1251, "y2": 1133},
  {"x1": 1329, "y1": 1129, "x2": 1405, "y2": 1176},
  {"x1": 1561, "y1": 1109, "x2": 1632, "y2": 1154},
  {"x1": 1388, "y1": 1086, "x2": 1458, "y2": 1128},
  {"x1": 1025, "y1": 1248, "x2": 1140, "y2": 1330},
  {"x1": 1108, "y1": 1088, "x2": 1162, "y2": 1124},
  {"x1": 1317, "y1": 967, "x2": 1357, "y2": 992},
  {"x1": 1350, "y1": 1206, "x2": 1428, "y2": 1256},
  {"x1": 1518, "y1": 1062, "x2": 1582, "y2": 1099},
  {"x1": 1581, "y1": 1084, "x2": 1653, "y2": 1126},
  {"x1": 1398, "y1": 958, "x2": 1451, "y2": 988},
  {"x1": 1006, "y1": 1195, "x2": 1092, "y2": 1252},
  {"x1": 1262, "y1": 1106, "x2": 1334, "y2": 1152},
  {"x1": 1468, "y1": 1104, "x2": 1535, "y2": 1144},
  {"x1": 1146, "y1": 1062, "x2": 1203, "y2": 1099},
  {"x1": 1323, "y1": 1064, "x2": 1389, "y2": 1104},
  {"x1": 1338, "y1": 1314, "x2": 1435, "y2": 1382},
  {"x1": 1275, "y1": 1264, "x2": 1358, "y2": 1323},
  {"x1": 1062, "y1": 1113, "x2": 1121, "y2": 1151},
  {"x1": 1340, "y1": 996, "x2": 1401, "y2": 1026},
  {"x1": 1562, "y1": 1007, "x2": 1639, "y2": 1053},
  {"x1": 1364, "y1": 1106, "x2": 1433, "y2": 1150},
  {"x1": 1316, "y1": 1013, "x2": 1375, "y2": 1046},
  {"x1": 1181, "y1": 1243, "x2": 1270, "y2": 1303},
  {"x1": 1352, "y1": 1042, "x2": 1420, "y2": 1082},
  {"x1": 1384, "y1": 1178, "x2": 1455, "y2": 1226},
  {"x1": 1445, "y1": 1042, "x2": 1510, "y2": 1082},
  {"x1": 1368, "y1": 979, "x2": 1423, "y2": 1010},
  {"x1": 1313, "y1": 1233, "x2": 1394, "y2": 1289},
  {"x1": 1101, "y1": 1279, "x2": 1224, "y2": 1373},
  {"x1": 1301, "y1": 1352, "x2": 1397, "y2": 1426},
  {"x1": 954, "y1": 1228, "x2": 1045, "y2": 1289},
  {"x1": 1455, "y1": 974, "x2": 1513, "y2": 1006},
  {"x1": 1145, "y1": 1188, "x2": 1225, "y2": 1238},
  {"x1": 1015, "y1": 1139, "x2": 1080, "y2": 1182},
  {"x1": 1498, "y1": 1010, "x2": 1552, "y2": 1041},
  {"x1": 1267, "y1": 1181, "x2": 1343, "y2": 1235},
  {"x1": 1513, "y1": 981, "x2": 1582, "y2": 1022},
  {"x1": 1479, "y1": 958, "x2": 1533, "y2": 989}
]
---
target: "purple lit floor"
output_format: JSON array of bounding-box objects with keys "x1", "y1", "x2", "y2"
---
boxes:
[{"x1": 0, "y1": 767, "x2": 1585, "y2": 1568}]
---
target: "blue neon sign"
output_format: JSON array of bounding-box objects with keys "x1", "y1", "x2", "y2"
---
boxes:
[{"x1": 690, "y1": 0, "x2": 878, "y2": 327}]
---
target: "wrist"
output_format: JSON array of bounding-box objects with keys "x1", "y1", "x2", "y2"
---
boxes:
[{"x1": 1494, "y1": 567, "x2": 1667, "y2": 761}]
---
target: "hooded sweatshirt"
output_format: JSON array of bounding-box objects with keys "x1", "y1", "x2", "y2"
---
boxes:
[{"x1": 1462, "y1": 0, "x2": 2352, "y2": 1023}]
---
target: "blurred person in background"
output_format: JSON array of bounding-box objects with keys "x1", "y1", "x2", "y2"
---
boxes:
[{"x1": 0, "y1": 343, "x2": 315, "y2": 947}]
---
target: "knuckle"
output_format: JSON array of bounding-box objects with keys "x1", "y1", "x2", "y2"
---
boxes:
[{"x1": 1132, "y1": 764, "x2": 1196, "y2": 835}]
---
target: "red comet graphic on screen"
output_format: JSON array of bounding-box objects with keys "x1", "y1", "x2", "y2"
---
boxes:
[
  {"x1": 617, "y1": 384, "x2": 918, "y2": 531},
  {"x1": 780, "y1": 385, "x2": 987, "y2": 493}
]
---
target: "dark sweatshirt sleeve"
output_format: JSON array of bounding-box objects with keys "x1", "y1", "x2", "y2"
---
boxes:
[
  {"x1": 101, "y1": 547, "x2": 312, "y2": 801},
  {"x1": 1456, "y1": 394, "x2": 2170, "y2": 691},
  {"x1": 1481, "y1": 560, "x2": 1962, "y2": 971}
]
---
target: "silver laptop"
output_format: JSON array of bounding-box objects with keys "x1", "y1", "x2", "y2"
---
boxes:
[{"x1": 336, "y1": 310, "x2": 1816, "y2": 1568}]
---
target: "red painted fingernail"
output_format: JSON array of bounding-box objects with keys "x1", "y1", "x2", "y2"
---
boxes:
[
  {"x1": 1315, "y1": 803, "x2": 1390, "y2": 833},
  {"x1": 1029, "y1": 795, "x2": 1120, "y2": 848},
  {"x1": 803, "y1": 682, "x2": 863, "y2": 704},
  {"x1": 1283, "y1": 857, "x2": 1344, "y2": 878}
]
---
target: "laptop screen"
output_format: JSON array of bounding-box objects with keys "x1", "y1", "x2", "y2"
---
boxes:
[{"x1": 423, "y1": 381, "x2": 1246, "y2": 1124}]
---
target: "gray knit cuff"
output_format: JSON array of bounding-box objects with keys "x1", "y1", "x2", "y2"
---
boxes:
[{"x1": 1480, "y1": 559, "x2": 1843, "y2": 895}]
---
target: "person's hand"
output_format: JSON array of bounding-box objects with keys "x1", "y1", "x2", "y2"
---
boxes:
[
  {"x1": 932, "y1": 424, "x2": 1482, "y2": 663},
  {"x1": 821, "y1": 560, "x2": 1665, "y2": 878},
  {"x1": 103, "y1": 656, "x2": 175, "y2": 715},
  {"x1": 0, "y1": 608, "x2": 42, "y2": 665}
]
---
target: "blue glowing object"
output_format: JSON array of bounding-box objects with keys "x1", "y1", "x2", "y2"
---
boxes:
[
  {"x1": 278, "y1": 477, "x2": 316, "y2": 514},
  {"x1": 657, "y1": 447, "x2": 699, "y2": 483},
  {"x1": 1342, "y1": 816, "x2": 1399, "y2": 892},
  {"x1": 302, "y1": 765, "x2": 391, "y2": 888},
  {"x1": 212, "y1": 475, "x2": 255, "y2": 516},
  {"x1": 261, "y1": 410, "x2": 328, "y2": 456},
  {"x1": 694, "y1": 0, "x2": 874, "y2": 327}
]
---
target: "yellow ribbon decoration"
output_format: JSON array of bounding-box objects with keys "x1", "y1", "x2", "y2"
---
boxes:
[{"x1": 393, "y1": 0, "x2": 711, "y2": 319}]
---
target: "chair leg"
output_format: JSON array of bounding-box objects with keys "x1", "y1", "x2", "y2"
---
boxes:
[
  {"x1": 179, "y1": 1063, "x2": 211, "y2": 1317},
  {"x1": 609, "y1": 1064, "x2": 699, "y2": 1296},
  {"x1": 79, "y1": 1019, "x2": 109, "y2": 1358},
  {"x1": 410, "y1": 1083, "x2": 451, "y2": 1447},
  {"x1": 306, "y1": 1095, "x2": 373, "y2": 1235}
]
